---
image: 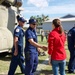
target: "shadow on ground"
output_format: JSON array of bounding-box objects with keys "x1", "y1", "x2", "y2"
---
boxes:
[
  {"x1": 40, "y1": 69, "x2": 53, "y2": 75},
  {"x1": 0, "y1": 52, "x2": 12, "y2": 61},
  {"x1": 15, "y1": 73, "x2": 24, "y2": 75}
]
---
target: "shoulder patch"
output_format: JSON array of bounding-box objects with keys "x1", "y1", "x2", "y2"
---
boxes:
[{"x1": 16, "y1": 29, "x2": 20, "y2": 32}]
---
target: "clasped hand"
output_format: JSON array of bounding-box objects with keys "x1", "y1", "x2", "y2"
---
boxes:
[{"x1": 42, "y1": 46, "x2": 47, "y2": 51}]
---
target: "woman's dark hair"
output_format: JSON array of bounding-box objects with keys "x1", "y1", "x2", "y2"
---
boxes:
[{"x1": 52, "y1": 19, "x2": 63, "y2": 34}]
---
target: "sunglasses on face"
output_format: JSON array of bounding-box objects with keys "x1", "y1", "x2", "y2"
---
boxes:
[
  {"x1": 32, "y1": 23, "x2": 37, "y2": 25},
  {"x1": 21, "y1": 21, "x2": 25, "y2": 23}
]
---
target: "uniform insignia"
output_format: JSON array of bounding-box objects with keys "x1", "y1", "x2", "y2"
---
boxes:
[
  {"x1": 16, "y1": 29, "x2": 20, "y2": 32},
  {"x1": 68, "y1": 33, "x2": 71, "y2": 36}
]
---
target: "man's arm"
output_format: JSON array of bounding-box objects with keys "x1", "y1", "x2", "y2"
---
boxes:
[
  {"x1": 14, "y1": 36, "x2": 18, "y2": 56},
  {"x1": 28, "y1": 39, "x2": 47, "y2": 50}
]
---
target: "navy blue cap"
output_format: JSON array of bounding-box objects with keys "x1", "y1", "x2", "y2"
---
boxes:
[
  {"x1": 27, "y1": 19, "x2": 37, "y2": 24},
  {"x1": 18, "y1": 17, "x2": 27, "y2": 23}
]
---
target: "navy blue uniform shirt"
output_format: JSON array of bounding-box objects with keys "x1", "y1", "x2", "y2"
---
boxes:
[
  {"x1": 25, "y1": 27, "x2": 38, "y2": 53},
  {"x1": 67, "y1": 27, "x2": 75, "y2": 48},
  {"x1": 14, "y1": 25, "x2": 24, "y2": 47}
]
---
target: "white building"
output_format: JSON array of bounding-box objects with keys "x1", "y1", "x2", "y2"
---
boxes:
[
  {"x1": 43, "y1": 18, "x2": 75, "y2": 31},
  {"x1": 42, "y1": 14, "x2": 75, "y2": 31}
]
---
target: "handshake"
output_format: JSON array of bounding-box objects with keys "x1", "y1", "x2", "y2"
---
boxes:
[{"x1": 41, "y1": 46, "x2": 48, "y2": 51}]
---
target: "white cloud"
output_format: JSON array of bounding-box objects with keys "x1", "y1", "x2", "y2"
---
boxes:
[
  {"x1": 21, "y1": 4, "x2": 75, "y2": 14},
  {"x1": 27, "y1": 0, "x2": 49, "y2": 8},
  {"x1": 21, "y1": 3, "x2": 75, "y2": 19}
]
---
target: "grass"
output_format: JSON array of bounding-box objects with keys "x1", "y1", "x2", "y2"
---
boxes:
[
  {"x1": 0, "y1": 54, "x2": 23, "y2": 75},
  {"x1": 0, "y1": 36, "x2": 75, "y2": 75},
  {"x1": 38, "y1": 35, "x2": 47, "y2": 45}
]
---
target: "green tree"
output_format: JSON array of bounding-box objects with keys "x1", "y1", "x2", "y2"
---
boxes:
[{"x1": 30, "y1": 14, "x2": 49, "y2": 25}]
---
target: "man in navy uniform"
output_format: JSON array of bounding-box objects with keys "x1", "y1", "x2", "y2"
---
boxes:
[
  {"x1": 8, "y1": 17, "x2": 26, "y2": 75},
  {"x1": 67, "y1": 25, "x2": 75, "y2": 73},
  {"x1": 24, "y1": 19, "x2": 47, "y2": 75}
]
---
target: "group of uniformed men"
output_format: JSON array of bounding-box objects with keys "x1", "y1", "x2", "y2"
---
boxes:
[{"x1": 8, "y1": 16, "x2": 46, "y2": 75}]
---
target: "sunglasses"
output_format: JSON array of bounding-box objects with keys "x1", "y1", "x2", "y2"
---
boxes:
[
  {"x1": 32, "y1": 24, "x2": 37, "y2": 25},
  {"x1": 21, "y1": 21, "x2": 25, "y2": 23}
]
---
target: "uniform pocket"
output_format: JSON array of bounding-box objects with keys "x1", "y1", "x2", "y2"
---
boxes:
[{"x1": 25, "y1": 51, "x2": 31, "y2": 60}]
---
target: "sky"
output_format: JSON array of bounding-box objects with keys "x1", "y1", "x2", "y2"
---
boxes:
[{"x1": 21, "y1": 0, "x2": 75, "y2": 19}]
